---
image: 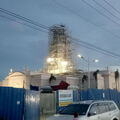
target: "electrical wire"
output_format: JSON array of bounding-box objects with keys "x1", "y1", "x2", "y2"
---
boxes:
[
  {"x1": 52, "y1": 0, "x2": 120, "y2": 41},
  {"x1": 1, "y1": 7, "x2": 120, "y2": 59},
  {"x1": 92, "y1": 0, "x2": 120, "y2": 22},
  {"x1": 0, "y1": 7, "x2": 49, "y2": 31},
  {"x1": 71, "y1": 39, "x2": 120, "y2": 58},
  {"x1": 103, "y1": 0, "x2": 120, "y2": 15},
  {"x1": 0, "y1": 14, "x2": 48, "y2": 33},
  {"x1": 72, "y1": 37, "x2": 120, "y2": 57},
  {"x1": 81, "y1": 0, "x2": 120, "y2": 26}
]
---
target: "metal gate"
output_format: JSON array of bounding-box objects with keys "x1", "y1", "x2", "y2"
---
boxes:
[
  {"x1": 24, "y1": 90, "x2": 40, "y2": 120},
  {"x1": 40, "y1": 92, "x2": 56, "y2": 114},
  {"x1": 0, "y1": 87, "x2": 24, "y2": 120}
]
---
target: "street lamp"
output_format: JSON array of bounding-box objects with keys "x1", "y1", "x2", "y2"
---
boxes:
[
  {"x1": 93, "y1": 59, "x2": 99, "y2": 63},
  {"x1": 77, "y1": 54, "x2": 83, "y2": 59},
  {"x1": 77, "y1": 54, "x2": 99, "y2": 89}
]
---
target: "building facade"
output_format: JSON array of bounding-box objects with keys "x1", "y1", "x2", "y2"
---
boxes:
[
  {"x1": 0, "y1": 69, "x2": 80, "y2": 90},
  {"x1": 81, "y1": 70, "x2": 120, "y2": 91},
  {"x1": 0, "y1": 69, "x2": 120, "y2": 91}
]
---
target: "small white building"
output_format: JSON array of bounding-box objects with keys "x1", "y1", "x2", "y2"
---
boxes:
[
  {"x1": 0, "y1": 69, "x2": 120, "y2": 91},
  {"x1": 0, "y1": 69, "x2": 80, "y2": 90}
]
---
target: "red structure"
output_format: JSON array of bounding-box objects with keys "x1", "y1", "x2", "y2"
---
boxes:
[{"x1": 51, "y1": 81, "x2": 70, "y2": 90}]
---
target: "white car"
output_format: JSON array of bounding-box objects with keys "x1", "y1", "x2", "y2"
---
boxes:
[{"x1": 46, "y1": 100, "x2": 120, "y2": 120}]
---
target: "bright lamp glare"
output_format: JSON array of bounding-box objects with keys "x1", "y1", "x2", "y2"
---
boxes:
[
  {"x1": 77, "y1": 54, "x2": 83, "y2": 58},
  {"x1": 47, "y1": 58, "x2": 54, "y2": 63},
  {"x1": 61, "y1": 61, "x2": 68, "y2": 66},
  {"x1": 94, "y1": 59, "x2": 99, "y2": 63}
]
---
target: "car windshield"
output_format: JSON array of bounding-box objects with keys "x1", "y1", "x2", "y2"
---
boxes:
[{"x1": 59, "y1": 104, "x2": 89, "y2": 115}]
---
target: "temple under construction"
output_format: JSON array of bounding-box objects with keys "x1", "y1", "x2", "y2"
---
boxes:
[{"x1": 45, "y1": 25, "x2": 74, "y2": 74}]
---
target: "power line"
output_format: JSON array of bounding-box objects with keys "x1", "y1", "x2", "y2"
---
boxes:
[
  {"x1": 72, "y1": 41, "x2": 111, "y2": 57},
  {"x1": 71, "y1": 38, "x2": 120, "y2": 58},
  {"x1": 0, "y1": 7, "x2": 49, "y2": 30},
  {"x1": 103, "y1": 0, "x2": 120, "y2": 15},
  {"x1": 73, "y1": 37, "x2": 120, "y2": 57},
  {"x1": 51, "y1": 0, "x2": 120, "y2": 58},
  {"x1": 0, "y1": 7, "x2": 49, "y2": 31},
  {"x1": 1, "y1": 13, "x2": 120, "y2": 59},
  {"x1": 81, "y1": 0, "x2": 120, "y2": 27},
  {"x1": 0, "y1": 14, "x2": 48, "y2": 33},
  {"x1": 1, "y1": 7, "x2": 120, "y2": 59},
  {"x1": 92, "y1": 0, "x2": 120, "y2": 22},
  {"x1": 52, "y1": 0, "x2": 120, "y2": 42},
  {"x1": 72, "y1": 42, "x2": 117, "y2": 59}
]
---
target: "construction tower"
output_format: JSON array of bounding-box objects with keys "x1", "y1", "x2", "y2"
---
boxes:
[{"x1": 45, "y1": 25, "x2": 74, "y2": 74}]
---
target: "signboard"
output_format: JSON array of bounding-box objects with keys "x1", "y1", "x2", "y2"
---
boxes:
[{"x1": 59, "y1": 90, "x2": 73, "y2": 107}]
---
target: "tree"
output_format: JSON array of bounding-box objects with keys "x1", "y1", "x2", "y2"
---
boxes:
[
  {"x1": 49, "y1": 74, "x2": 56, "y2": 84},
  {"x1": 82, "y1": 75, "x2": 88, "y2": 83},
  {"x1": 115, "y1": 69, "x2": 119, "y2": 90},
  {"x1": 93, "y1": 69, "x2": 99, "y2": 88}
]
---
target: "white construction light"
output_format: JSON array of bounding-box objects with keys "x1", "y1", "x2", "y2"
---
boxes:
[
  {"x1": 94, "y1": 59, "x2": 99, "y2": 63},
  {"x1": 77, "y1": 54, "x2": 83, "y2": 58},
  {"x1": 47, "y1": 58, "x2": 54, "y2": 63},
  {"x1": 61, "y1": 61, "x2": 68, "y2": 66}
]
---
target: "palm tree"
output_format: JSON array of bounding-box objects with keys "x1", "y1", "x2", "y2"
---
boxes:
[
  {"x1": 49, "y1": 74, "x2": 56, "y2": 84},
  {"x1": 82, "y1": 75, "x2": 88, "y2": 89},
  {"x1": 115, "y1": 69, "x2": 119, "y2": 90},
  {"x1": 93, "y1": 70, "x2": 99, "y2": 88}
]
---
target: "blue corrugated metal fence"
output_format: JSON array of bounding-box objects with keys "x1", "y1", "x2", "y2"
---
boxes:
[
  {"x1": 0, "y1": 87, "x2": 24, "y2": 120},
  {"x1": 57, "y1": 89, "x2": 120, "y2": 113},
  {"x1": 80, "y1": 88, "x2": 120, "y2": 107},
  {"x1": 24, "y1": 90, "x2": 40, "y2": 120},
  {"x1": 0, "y1": 87, "x2": 40, "y2": 120}
]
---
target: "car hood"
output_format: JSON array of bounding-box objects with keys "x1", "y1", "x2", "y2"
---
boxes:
[{"x1": 46, "y1": 114, "x2": 85, "y2": 120}]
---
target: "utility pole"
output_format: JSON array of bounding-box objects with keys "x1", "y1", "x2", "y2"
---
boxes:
[
  {"x1": 88, "y1": 57, "x2": 90, "y2": 89},
  {"x1": 77, "y1": 54, "x2": 99, "y2": 89}
]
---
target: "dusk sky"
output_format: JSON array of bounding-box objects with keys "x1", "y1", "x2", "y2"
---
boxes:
[{"x1": 0, "y1": 0, "x2": 120, "y2": 80}]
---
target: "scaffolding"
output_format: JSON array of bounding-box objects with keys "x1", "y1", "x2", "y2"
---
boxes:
[{"x1": 45, "y1": 25, "x2": 74, "y2": 74}]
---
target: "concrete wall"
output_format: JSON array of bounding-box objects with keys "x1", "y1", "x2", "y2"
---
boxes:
[
  {"x1": 41, "y1": 74, "x2": 50, "y2": 86},
  {"x1": 108, "y1": 72, "x2": 116, "y2": 89},
  {"x1": 90, "y1": 72, "x2": 96, "y2": 89},
  {"x1": 97, "y1": 74, "x2": 104, "y2": 89},
  {"x1": 66, "y1": 76, "x2": 79, "y2": 89},
  {"x1": 30, "y1": 75, "x2": 41, "y2": 86}
]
